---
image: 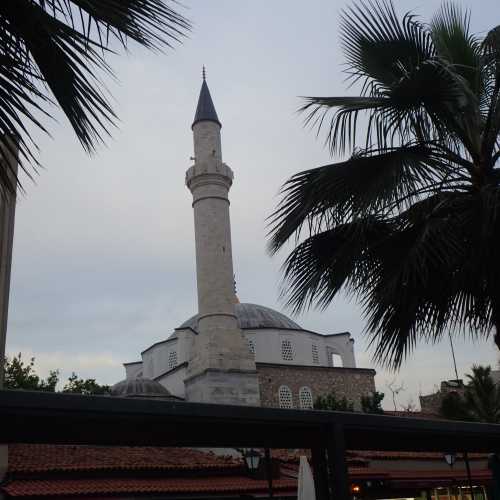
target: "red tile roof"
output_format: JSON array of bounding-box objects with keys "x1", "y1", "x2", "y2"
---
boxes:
[
  {"x1": 3, "y1": 476, "x2": 297, "y2": 497},
  {"x1": 8, "y1": 444, "x2": 240, "y2": 474}
]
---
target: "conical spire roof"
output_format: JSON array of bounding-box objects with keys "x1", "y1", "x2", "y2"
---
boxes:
[{"x1": 192, "y1": 77, "x2": 221, "y2": 129}]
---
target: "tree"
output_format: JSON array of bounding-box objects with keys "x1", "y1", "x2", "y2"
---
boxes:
[
  {"x1": 62, "y1": 372, "x2": 110, "y2": 395},
  {"x1": 268, "y1": 1, "x2": 500, "y2": 369},
  {"x1": 3, "y1": 353, "x2": 110, "y2": 395},
  {"x1": 441, "y1": 365, "x2": 500, "y2": 423},
  {"x1": 3, "y1": 353, "x2": 58, "y2": 391},
  {"x1": 361, "y1": 391, "x2": 385, "y2": 414},
  {"x1": 0, "y1": 1, "x2": 190, "y2": 194},
  {"x1": 314, "y1": 392, "x2": 355, "y2": 412}
]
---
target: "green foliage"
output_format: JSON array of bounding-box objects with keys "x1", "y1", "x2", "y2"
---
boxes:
[
  {"x1": 314, "y1": 392, "x2": 355, "y2": 412},
  {"x1": 440, "y1": 365, "x2": 500, "y2": 423},
  {"x1": 62, "y1": 373, "x2": 110, "y2": 396},
  {"x1": 269, "y1": 0, "x2": 500, "y2": 369},
  {"x1": 0, "y1": 1, "x2": 190, "y2": 196},
  {"x1": 4, "y1": 353, "x2": 59, "y2": 392},
  {"x1": 361, "y1": 391, "x2": 385, "y2": 414},
  {"x1": 314, "y1": 391, "x2": 385, "y2": 413},
  {"x1": 3, "y1": 353, "x2": 109, "y2": 395}
]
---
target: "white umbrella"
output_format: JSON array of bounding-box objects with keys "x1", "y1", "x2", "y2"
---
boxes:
[{"x1": 298, "y1": 455, "x2": 316, "y2": 500}]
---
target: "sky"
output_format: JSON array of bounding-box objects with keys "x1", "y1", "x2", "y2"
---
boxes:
[{"x1": 6, "y1": 0, "x2": 500, "y2": 410}]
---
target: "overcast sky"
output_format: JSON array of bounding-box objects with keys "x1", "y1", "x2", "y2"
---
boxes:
[{"x1": 6, "y1": 0, "x2": 500, "y2": 409}]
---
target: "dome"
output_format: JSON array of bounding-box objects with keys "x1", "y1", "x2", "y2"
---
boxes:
[
  {"x1": 111, "y1": 377, "x2": 172, "y2": 399},
  {"x1": 179, "y1": 302, "x2": 302, "y2": 331}
]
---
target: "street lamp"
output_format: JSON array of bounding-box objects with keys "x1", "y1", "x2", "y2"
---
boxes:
[
  {"x1": 444, "y1": 453, "x2": 457, "y2": 468},
  {"x1": 244, "y1": 449, "x2": 261, "y2": 473}
]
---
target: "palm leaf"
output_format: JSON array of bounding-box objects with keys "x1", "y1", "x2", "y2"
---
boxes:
[
  {"x1": 279, "y1": 217, "x2": 392, "y2": 313},
  {"x1": 0, "y1": 0, "x2": 190, "y2": 195},
  {"x1": 430, "y1": 3, "x2": 481, "y2": 97},
  {"x1": 303, "y1": 1, "x2": 472, "y2": 155},
  {"x1": 268, "y1": 142, "x2": 466, "y2": 255}
]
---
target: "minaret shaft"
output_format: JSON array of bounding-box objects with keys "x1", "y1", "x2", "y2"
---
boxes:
[{"x1": 192, "y1": 177, "x2": 235, "y2": 319}]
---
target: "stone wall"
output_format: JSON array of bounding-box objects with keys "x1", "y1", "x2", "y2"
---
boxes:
[
  {"x1": 419, "y1": 380, "x2": 465, "y2": 415},
  {"x1": 256, "y1": 363, "x2": 376, "y2": 410}
]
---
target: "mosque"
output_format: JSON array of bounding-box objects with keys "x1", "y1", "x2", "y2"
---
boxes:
[{"x1": 118, "y1": 76, "x2": 376, "y2": 409}]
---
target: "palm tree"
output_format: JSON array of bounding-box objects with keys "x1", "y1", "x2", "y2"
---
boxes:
[
  {"x1": 269, "y1": 1, "x2": 500, "y2": 369},
  {"x1": 441, "y1": 365, "x2": 500, "y2": 423},
  {"x1": 0, "y1": 1, "x2": 190, "y2": 194}
]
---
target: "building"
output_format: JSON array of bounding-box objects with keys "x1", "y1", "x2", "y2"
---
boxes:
[{"x1": 121, "y1": 75, "x2": 375, "y2": 410}]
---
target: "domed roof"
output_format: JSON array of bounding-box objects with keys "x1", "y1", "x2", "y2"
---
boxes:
[
  {"x1": 111, "y1": 377, "x2": 172, "y2": 398},
  {"x1": 179, "y1": 302, "x2": 302, "y2": 331}
]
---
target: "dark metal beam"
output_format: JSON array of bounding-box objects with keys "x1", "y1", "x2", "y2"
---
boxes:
[{"x1": 1, "y1": 391, "x2": 500, "y2": 452}]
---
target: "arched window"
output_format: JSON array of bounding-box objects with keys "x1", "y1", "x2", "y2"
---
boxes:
[
  {"x1": 281, "y1": 339, "x2": 294, "y2": 361},
  {"x1": 299, "y1": 387, "x2": 313, "y2": 409},
  {"x1": 331, "y1": 353, "x2": 343, "y2": 367},
  {"x1": 168, "y1": 351, "x2": 178, "y2": 370},
  {"x1": 278, "y1": 385, "x2": 293, "y2": 408},
  {"x1": 247, "y1": 339, "x2": 255, "y2": 357},
  {"x1": 311, "y1": 344, "x2": 319, "y2": 364}
]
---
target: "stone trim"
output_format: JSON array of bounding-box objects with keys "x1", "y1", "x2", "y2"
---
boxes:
[
  {"x1": 123, "y1": 360, "x2": 142, "y2": 366},
  {"x1": 256, "y1": 362, "x2": 376, "y2": 376},
  {"x1": 154, "y1": 362, "x2": 189, "y2": 381},
  {"x1": 141, "y1": 336, "x2": 178, "y2": 355}
]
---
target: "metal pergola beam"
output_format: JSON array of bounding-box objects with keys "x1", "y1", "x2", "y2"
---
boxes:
[{"x1": 1, "y1": 390, "x2": 500, "y2": 452}]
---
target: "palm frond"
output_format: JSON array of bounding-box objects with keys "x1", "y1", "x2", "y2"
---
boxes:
[
  {"x1": 0, "y1": 0, "x2": 190, "y2": 195},
  {"x1": 279, "y1": 217, "x2": 392, "y2": 313},
  {"x1": 366, "y1": 188, "x2": 500, "y2": 369},
  {"x1": 303, "y1": 1, "x2": 473, "y2": 155},
  {"x1": 430, "y1": 3, "x2": 481, "y2": 97},
  {"x1": 341, "y1": 0, "x2": 434, "y2": 88},
  {"x1": 481, "y1": 26, "x2": 500, "y2": 161},
  {"x1": 268, "y1": 143, "x2": 465, "y2": 255},
  {"x1": 34, "y1": 0, "x2": 190, "y2": 50}
]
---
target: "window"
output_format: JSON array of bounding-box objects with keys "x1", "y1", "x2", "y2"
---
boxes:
[
  {"x1": 312, "y1": 344, "x2": 319, "y2": 364},
  {"x1": 247, "y1": 339, "x2": 255, "y2": 357},
  {"x1": 278, "y1": 385, "x2": 293, "y2": 409},
  {"x1": 331, "y1": 353, "x2": 343, "y2": 367},
  {"x1": 281, "y1": 339, "x2": 294, "y2": 361},
  {"x1": 299, "y1": 387, "x2": 313, "y2": 409},
  {"x1": 168, "y1": 351, "x2": 178, "y2": 370}
]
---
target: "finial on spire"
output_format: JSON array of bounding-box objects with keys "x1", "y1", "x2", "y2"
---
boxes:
[{"x1": 202, "y1": 65, "x2": 206, "y2": 81}]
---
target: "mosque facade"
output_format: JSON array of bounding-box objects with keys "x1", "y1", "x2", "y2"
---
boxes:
[{"x1": 121, "y1": 76, "x2": 376, "y2": 410}]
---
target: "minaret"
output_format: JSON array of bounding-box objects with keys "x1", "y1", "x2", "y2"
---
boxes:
[{"x1": 184, "y1": 71, "x2": 260, "y2": 406}]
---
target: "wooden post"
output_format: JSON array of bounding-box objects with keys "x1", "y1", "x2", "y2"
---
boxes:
[
  {"x1": 0, "y1": 136, "x2": 18, "y2": 491},
  {"x1": 0, "y1": 136, "x2": 18, "y2": 389},
  {"x1": 312, "y1": 445, "x2": 330, "y2": 500},
  {"x1": 464, "y1": 452, "x2": 475, "y2": 500},
  {"x1": 264, "y1": 448, "x2": 273, "y2": 498},
  {"x1": 326, "y1": 423, "x2": 351, "y2": 500}
]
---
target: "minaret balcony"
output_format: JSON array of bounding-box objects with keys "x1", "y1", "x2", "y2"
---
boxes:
[{"x1": 185, "y1": 162, "x2": 234, "y2": 192}]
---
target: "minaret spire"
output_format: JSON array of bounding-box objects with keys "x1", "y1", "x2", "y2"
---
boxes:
[
  {"x1": 192, "y1": 72, "x2": 221, "y2": 129},
  {"x1": 184, "y1": 76, "x2": 260, "y2": 406}
]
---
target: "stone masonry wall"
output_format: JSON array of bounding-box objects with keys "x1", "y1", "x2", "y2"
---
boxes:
[
  {"x1": 256, "y1": 363, "x2": 376, "y2": 410},
  {"x1": 419, "y1": 380, "x2": 465, "y2": 415}
]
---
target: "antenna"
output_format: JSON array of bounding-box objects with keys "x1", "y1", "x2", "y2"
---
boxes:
[
  {"x1": 202, "y1": 65, "x2": 206, "y2": 81},
  {"x1": 448, "y1": 331, "x2": 460, "y2": 381}
]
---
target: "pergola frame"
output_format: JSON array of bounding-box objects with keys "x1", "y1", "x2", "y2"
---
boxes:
[{"x1": 1, "y1": 390, "x2": 500, "y2": 500}]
